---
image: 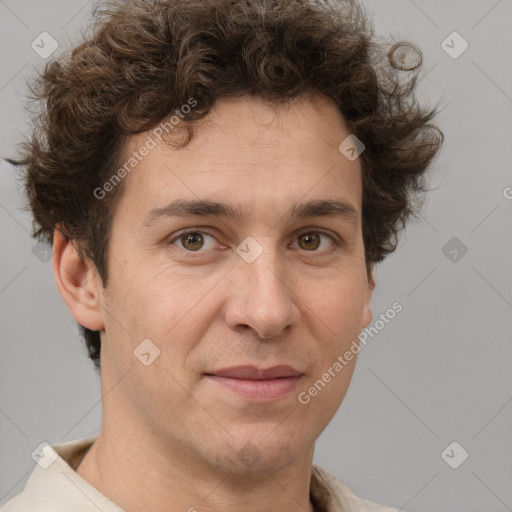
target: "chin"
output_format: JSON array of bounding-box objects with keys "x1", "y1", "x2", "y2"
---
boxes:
[{"x1": 209, "y1": 431, "x2": 309, "y2": 475}]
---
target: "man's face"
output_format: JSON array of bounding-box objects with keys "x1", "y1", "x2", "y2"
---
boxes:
[{"x1": 96, "y1": 95, "x2": 374, "y2": 472}]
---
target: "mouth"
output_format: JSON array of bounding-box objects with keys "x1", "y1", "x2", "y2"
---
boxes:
[{"x1": 204, "y1": 365, "x2": 303, "y2": 402}]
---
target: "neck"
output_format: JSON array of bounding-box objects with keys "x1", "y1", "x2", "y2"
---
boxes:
[{"x1": 76, "y1": 422, "x2": 317, "y2": 512}]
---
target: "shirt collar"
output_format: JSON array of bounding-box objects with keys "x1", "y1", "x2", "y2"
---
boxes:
[{"x1": 14, "y1": 436, "x2": 364, "y2": 512}]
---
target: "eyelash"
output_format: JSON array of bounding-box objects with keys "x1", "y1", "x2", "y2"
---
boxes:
[{"x1": 167, "y1": 227, "x2": 341, "y2": 256}]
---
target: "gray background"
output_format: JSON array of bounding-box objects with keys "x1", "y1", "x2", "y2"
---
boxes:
[{"x1": 1, "y1": 1, "x2": 511, "y2": 511}]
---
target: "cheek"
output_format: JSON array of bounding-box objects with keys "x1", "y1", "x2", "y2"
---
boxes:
[
  {"x1": 105, "y1": 261, "x2": 223, "y2": 362},
  {"x1": 299, "y1": 288, "x2": 365, "y2": 415},
  {"x1": 107, "y1": 259, "x2": 182, "y2": 327},
  {"x1": 311, "y1": 275, "x2": 368, "y2": 337},
  {"x1": 295, "y1": 349, "x2": 358, "y2": 434}
]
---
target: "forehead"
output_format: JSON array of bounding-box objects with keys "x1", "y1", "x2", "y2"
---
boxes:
[{"x1": 115, "y1": 95, "x2": 363, "y2": 223}]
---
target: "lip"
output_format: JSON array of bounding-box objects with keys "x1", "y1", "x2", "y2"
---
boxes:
[
  {"x1": 205, "y1": 365, "x2": 303, "y2": 401},
  {"x1": 207, "y1": 365, "x2": 302, "y2": 380}
]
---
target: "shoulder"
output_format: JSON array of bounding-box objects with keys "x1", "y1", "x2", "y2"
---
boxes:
[
  {"x1": 311, "y1": 463, "x2": 402, "y2": 512},
  {"x1": 1, "y1": 437, "x2": 123, "y2": 512},
  {"x1": 0, "y1": 453, "x2": 80, "y2": 512}
]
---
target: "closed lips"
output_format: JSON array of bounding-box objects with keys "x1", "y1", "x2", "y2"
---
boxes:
[{"x1": 205, "y1": 365, "x2": 303, "y2": 380}]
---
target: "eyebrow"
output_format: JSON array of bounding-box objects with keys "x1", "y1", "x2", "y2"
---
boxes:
[{"x1": 141, "y1": 198, "x2": 360, "y2": 228}]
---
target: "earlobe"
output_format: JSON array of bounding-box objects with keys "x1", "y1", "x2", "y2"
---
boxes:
[{"x1": 52, "y1": 227, "x2": 105, "y2": 332}]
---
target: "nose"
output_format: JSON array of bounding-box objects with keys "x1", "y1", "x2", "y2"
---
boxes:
[{"x1": 224, "y1": 246, "x2": 300, "y2": 339}]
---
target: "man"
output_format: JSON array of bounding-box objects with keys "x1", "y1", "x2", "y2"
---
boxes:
[{"x1": 3, "y1": 0, "x2": 443, "y2": 511}]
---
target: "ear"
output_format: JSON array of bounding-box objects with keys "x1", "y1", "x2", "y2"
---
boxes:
[
  {"x1": 361, "y1": 264, "x2": 376, "y2": 328},
  {"x1": 52, "y1": 227, "x2": 105, "y2": 331}
]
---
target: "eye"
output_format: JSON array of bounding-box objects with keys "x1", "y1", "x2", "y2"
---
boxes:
[
  {"x1": 167, "y1": 228, "x2": 339, "y2": 255},
  {"x1": 169, "y1": 230, "x2": 219, "y2": 252},
  {"x1": 294, "y1": 229, "x2": 337, "y2": 252}
]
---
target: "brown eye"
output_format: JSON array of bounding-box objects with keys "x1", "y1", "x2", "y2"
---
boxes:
[
  {"x1": 295, "y1": 230, "x2": 337, "y2": 253},
  {"x1": 168, "y1": 230, "x2": 221, "y2": 254},
  {"x1": 179, "y1": 232, "x2": 205, "y2": 251},
  {"x1": 298, "y1": 232, "x2": 321, "y2": 251}
]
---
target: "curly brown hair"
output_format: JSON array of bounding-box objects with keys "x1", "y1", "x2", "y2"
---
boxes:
[{"x1": 7, "y1": 0, "x2": 444, "y2": 372}]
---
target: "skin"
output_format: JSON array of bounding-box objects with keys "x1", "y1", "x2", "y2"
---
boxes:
[{"x1": 53, "y1": 94, "x2": 375, "y2": 512}]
